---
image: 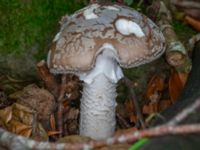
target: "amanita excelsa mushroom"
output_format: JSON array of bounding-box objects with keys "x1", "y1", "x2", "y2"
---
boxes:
[{"x1": 47, "y1": 3, "x2": 165, "y2": 140}]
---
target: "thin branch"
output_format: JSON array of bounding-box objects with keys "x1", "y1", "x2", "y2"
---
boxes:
[
  {"x1": 116, "y1": 113, "x2": 132, "y2": 129},
  {"x1": 57, "y1": 75, "x2": 67, "y2": 137},
  {"x1": 167, "y1": 98, "x2": 200, "y2": 126},
  {"x1": 0, "y1": 96, "x2": 200, "y2": 149},
  {"x1": 172, "y1": 0, "x2": 200, "y2": 9},
  {"x1": 122, "y1": 77, "x2": 146, "y2": 129},
  {"x1": 150, "y1": 1, "x2": 189, "y2": 67},
  {"x1": 0, "y1": 124, "x2": 200, "y2": 150},
  {"x1": 37, "y1": 60, "x2": 59, "y2": 97}
]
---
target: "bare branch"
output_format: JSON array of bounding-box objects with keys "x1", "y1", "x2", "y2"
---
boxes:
[
  {"x1": 167, "y1": 98, "x2": 200, "y2": 125},
  {"x1": 37, "y1": 60, "x2": 59, "y2": 97}
]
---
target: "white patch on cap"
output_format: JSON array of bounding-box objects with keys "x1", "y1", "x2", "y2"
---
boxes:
[
  {"x1": 83, "y1": 4, "x2": 99, "y2": 20},
  {"x1": 103, "y1": 6, "x2": 119, "y2": 11},
  {"x1": 53, "y1": 32, "x2": 61, "y2": 42},
  {"x1": 115, "y1": 18, "x2": 145, "y2": 37}
]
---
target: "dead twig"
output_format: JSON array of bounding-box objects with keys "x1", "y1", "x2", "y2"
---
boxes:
[
  {"x1": 171, "y1": 0, "x2": 200, "y2": 9},
  {"x1": 57, "y1": 75, "x2": 67, "y2": 137},
  {"x1": 37, "y1": 60, "x2": 59, "y2": 97},
  {"x1": 122, "y1": 77, "x2": 146, "y2": 129},
  {"x1": 116, "y1": 113, "x2": 132, "y2": 129},
  {"x1": 0, "y1": 123, "x2": 200, "y2": 150},
  {"x1": 0, "y1": 98, "x2": 200, "y2": 149},
  {"x1": 167, "y1": 98, "x2": 200, "y2": 126},
  {"x1": 150, "y1": 1, "x2": 190, "y2": 67}
]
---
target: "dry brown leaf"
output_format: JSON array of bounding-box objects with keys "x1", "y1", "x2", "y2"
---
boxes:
[
  {"x1": 143, "y1": 100, "x2": 172, "y2": 115},
  {"x1": 10, "y1": 84, "x2": 56, "y2": 121},
  {"x1": 19, "y1": 127, "x2": 33, "y2": 137},
  {"x1": 144, "y1": 74, "x2": 166, "y2": 103},
  {"x1": 169, "y1": 70, "x2": 188, "y2": 103},
  {"x1": 185, "y1": 15, "x2": 200, "y2": 32},
  {"x1": 0, "y1": 103, "x2": 48, "y2": 140},
  {"x1": 129, "y1": 115, "x2": 137, "y2": 124},
  {"x1": 12, "y1": 103, "x2": 34, "y2": 125},
  {"x1": 177, "y1": 71, "x2": 189, "y2": 86},
  {"x1": 0, "y1": 106, "x2": 12, "y2": 124},
  {"x1": 7, "y1": 120, "x2": 32, "y2": 137},
  {"x1": 125, "y1": 98, "x2": 136, "y2": 123},
  {"x1": 143, "y1": 103, "x2": 159, "y2": 114},
  {"x1": 159, "y1": 100, "x2": 172, "y2": 111}
]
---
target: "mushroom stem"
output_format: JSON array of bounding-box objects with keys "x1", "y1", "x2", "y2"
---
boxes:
[{"x1": 80, "y1": 74, "x2": 117, "y2": 140}]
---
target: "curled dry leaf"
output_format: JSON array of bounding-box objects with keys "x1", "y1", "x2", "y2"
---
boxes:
[
  {"x1": 0, "y1": 103, "x2": 48, "y2": 140},
  {"x1": 169, "y1": 69, "x2": 188, "y2": 103}
]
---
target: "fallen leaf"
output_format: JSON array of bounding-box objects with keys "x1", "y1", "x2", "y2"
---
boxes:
[
  {"x1": 8, "y1": 120, "x2": 32, "y2": 137},
  {"x1": 142, "y1": 100, "x2": 172, "y2": 114},
  {"x1": 10, "y1": 84, "x2": 56, "y2": 121},
  {"x1": 0, "y1": 103, "x2": 48, "y2": 140},
  {"x1": 0, "y1": 106, "x2": 12, "y2": 124},
  {"x1": 143, "y1": 103, "x2": 159, "y2": 114},
  {"x1": 129, "y1": 115, "x2": 137, "y2": 124},
  {"x1": 169, "y1": 69, "x2": 188, "y2": 103},
  {"x1": 144, "y1": 74, "x2": 166, "y2": 103},
  {"x1": 185, "y1": 15, "x2": 200, "y2": 32},
  {"x1": 125, "y1": 98, "x2": 136, "y2": 123},
  {"x1": 12, "y1": 103, "x2": 34, "y2": 125}
]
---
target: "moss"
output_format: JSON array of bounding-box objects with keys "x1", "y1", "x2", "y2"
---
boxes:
[
  {"x1": 0, "y1": 0, "x2": 84, "y2": 60},
  {"x1": 172, "y1": 20, "x2": 197, "y2": 43}
]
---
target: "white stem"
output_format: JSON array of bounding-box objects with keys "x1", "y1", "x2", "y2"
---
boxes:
[{"x1": 80, "y1": 74, "x2": 117, "y2": 140}]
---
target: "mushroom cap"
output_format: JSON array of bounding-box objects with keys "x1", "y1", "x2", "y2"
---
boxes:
[{"x1": 47, "y1": 3, "x2": 165, "y2": 74}]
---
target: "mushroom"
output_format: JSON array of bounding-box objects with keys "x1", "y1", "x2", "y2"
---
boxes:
[{"x1": 47, "y1": 3, "x2": 165, "y2": 140}]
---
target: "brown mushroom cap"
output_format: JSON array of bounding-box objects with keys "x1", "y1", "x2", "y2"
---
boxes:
[{"x1": 47, "y1": 3, "x2": 165, "y2": 74}]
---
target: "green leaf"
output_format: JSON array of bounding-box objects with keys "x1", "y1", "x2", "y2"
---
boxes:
[
  {"x1": 128, "y1": 138, "x2": 149, "y2": 150},
  {"x1": 124, "y1": 0, "x2": 134, "y2": 5}
]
